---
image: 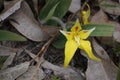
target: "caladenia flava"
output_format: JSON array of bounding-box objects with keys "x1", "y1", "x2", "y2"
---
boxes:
[
  {"x1": 81, "y1": 3, "x2": 90, "y2": 25},
  {"x1": 60, "y1": 19, "x2": 101, "y2": 68}
]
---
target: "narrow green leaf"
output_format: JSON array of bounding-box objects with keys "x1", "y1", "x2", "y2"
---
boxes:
[
  {"x1": 39, "y1": 0, "x2": 59, "y2": 20},
  {"x1": 42, "y1": 2, "x2": 59, "y2": 23},
  {"x1": 48, "y1": 0, "x2": 72, "y2": 25},
  {"x1": 52, "y1": 34, "x2": 66, "y2": 49},
  {"x1": 39, "y1": 0, "x2": 72, "y2": 26},
  {"x1": 82, "y1": 24, "x2": 114, "y2": 36},
  {"x1": 53, "y1": 0, "x2": 72, "y2": 19},
  {"x1": 100, "y1": 3, "x2": 120, "y2": 8},
  {"x1": 117, "y1": 63, "x2": 120, "y2": 80},
  {"x1": 0, "y1": 30, "x2": 26, "y2": 41},
  {"x1": 45, "y1": 0, "x2": 49, "y2": 3}
]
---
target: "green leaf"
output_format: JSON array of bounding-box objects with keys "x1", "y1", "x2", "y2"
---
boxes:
[
  {"x1": 117, "y1": 63, "x2": 120, "y2": 80},
  {"x1": 39, "y1": 0, "x2": 59, "y2": 20},
  {"x1": 100, "y1": 3, "x2": 120, "y2": 8},
  {"x1": 39, "y1": 0, "x2": 72, "y2": 26},
  {"x1": 52, "y1": 33, "x2": 66, "y2": 49},
  {"x1": 0, "y1": 30, "x2": 26, "y2": 41},
  {"x1": 48, "y1": 0, "x2": 72, "y2": 25},
  {"x1": 53, "y1": 0, "x2": 72, "y2": 19},
  {"x1": 82, "y1": 24, "x2": 114, "y2": 36},
  {"x1": 41, "y1": 2, "x2": 59, "y2": 23}
]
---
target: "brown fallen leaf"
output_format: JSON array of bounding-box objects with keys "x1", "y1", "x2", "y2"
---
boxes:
[
  {"x1": 0, "y1": 62, "x2": 30, "y2": 80},
  {"x1": 20, "y1": 1, "x2": 35, "y2": 19},
  {"x1": 69, "y1": 0, "x2": 81, "y2": 13},
  {"x1": 85, "y1": 39, "x2": 118, "y2": 80},
  {"x1": 16, "y1": 66, "x2": 45, "y2": 80},
  {"x1": 42, "y1": 26, "x2": 59, "y2": 37},
  {"x1": 0, "y1": 46, "x2": 17, "y2": 69},
  {"x1": 0, "y1": 45, "x2": 17, "y2": 56},
  {"x1": 0, "y1": 0, "x2": 22, "y2": 22},
  {"x1": 41, "y1": 60, "x2": 84, "y2": 80},
  {"x1": 10, "y1": 1, "x2": 59, "y2": 41},
  {"x1": 32, "y1": 0, "x2": 38, "y2": 14},
  {"x1": 2, "y1": 52, "x2": 16, "y2": 69},
  {"x1": 99, "y1": 0, "x2": 120, "y2": 15},
  {"x1": 112, "y1": 21, "x2": 120, "y2": 42},
  {"x1": 91, "y1": 9, "x2": 109, "y2": 23}
]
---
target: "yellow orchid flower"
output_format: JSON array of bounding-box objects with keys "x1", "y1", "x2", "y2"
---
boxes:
[
  {"x1": 60, "y1": 19, "x2": 100, "y2": 68},
  {"x1": 81, "y1": 4, "x2": 90, "y2": 24}
]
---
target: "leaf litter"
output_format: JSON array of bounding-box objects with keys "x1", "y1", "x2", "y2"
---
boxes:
[{"x1": 0, "y1": 0, "x2": 120, "y2": 80}]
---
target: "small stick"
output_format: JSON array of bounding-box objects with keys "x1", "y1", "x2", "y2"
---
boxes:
[{"x1": 30, "y1": 36, "x2": 56, "y2": 65}]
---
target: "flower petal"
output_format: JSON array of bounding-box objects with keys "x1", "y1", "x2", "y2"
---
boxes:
[
  {"x1": 60, "y1": 30, "x2": 74, "y2": 40},
  {"x1": 71, "y1": 19, "x2": 82, "y2": 32},
  {"x1": 79, "y1": 27, "x2": 95, "y2": 39},
  {"x1": 79, "y1": 40, "x2": 100, "y2": 61},
  {"x1": 64, "y1": 40, "x2": 78, "y2": 67}
]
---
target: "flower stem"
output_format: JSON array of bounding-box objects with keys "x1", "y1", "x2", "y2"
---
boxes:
[{"x1": 51, "y1": 16, "x2": 66, "y2": 31}]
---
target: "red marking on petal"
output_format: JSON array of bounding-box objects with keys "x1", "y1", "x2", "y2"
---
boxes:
[
  {"x1": 83, "y1": 31, "x2": 88, "y2": 33},
  {"x1": 67, "y1": 32, "x2": 70, "y2": 35},
  {"x1": 75, "y1": 26, "x2": 79, "y2": 31}
]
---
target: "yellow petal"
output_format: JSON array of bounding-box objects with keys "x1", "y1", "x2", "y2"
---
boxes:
[
  {"x1": 79, "y1": 27, "x2": 95, "y2": 39},
  {"x1": 71, "y1": 19, "x2": 82, "y2": 32},
  {"x1": 79, "y1": 40, "x2": 100, "y2": 61},
  {"x1": 60, "y1": 30, "x2": 74, "y2": 40},
  {"x1": 81, "y1": 4, "x2": 90, "y2": 24},
  {"x1": 64, "y1": 40, "x2": 78, "y2": 67}
]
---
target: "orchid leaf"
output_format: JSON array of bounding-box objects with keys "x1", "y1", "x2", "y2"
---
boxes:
[
  {"x1": 39, "y1": 0, "x2": 72, "y2": 25},
  {"x1": 52, "y1": 34, "x2": 66, "y2": 49},
  {"x1": 53, "y1": 0, "x2": 72, "y2": 19},
  {"x1": 41, "y1": 2, "x2": 59, "y2": 23},
  {"x1": 117, "y1": 63, "x2": 120, "y2": 80},
  {"x1": 82, "y1": 23, "x2": 114, "y2": 36},
  {"x1": 39, "y1": 0, "x2": 59, "y2": 20},
  {"x1": 0, "y1": 30, "x2": 26, "y2": 41}
]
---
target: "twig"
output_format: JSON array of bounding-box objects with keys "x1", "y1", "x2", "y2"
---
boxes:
[
  {"x1": 36, "y1": 36, "x2": 56, "y2": 68},
  {"x1": 30, "y1": 36, "x2": 56, "y2": 65}
]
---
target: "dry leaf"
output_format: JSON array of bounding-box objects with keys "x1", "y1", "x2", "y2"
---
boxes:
[
  {"x1": 0, "y1": 46, "x2": 17, "y2": 69},
  {"x1": 0, "y1": 46, "x2": 17, "y2": 56},
  {"x1": 2, "y1": 53, "x2": 16, "y2": 69},
  {"x1": 0, "y1": 0, "x2": 22, "y2": 22},
  {"x1": 16, "y1": 66, "x2": 45, "y2": 80},
  {"x1": 42, "y1": 26, "x2": 59, "y2": 37},
  {"x1": 69, "y1": 0, "x2": 81, "y2": 13},
  {"x1": 86, "y1": 59, "x2": 108, "y2": 80},
  {"x1": 25, "y1": 50, "x2": 39, "y2": 62},
  {"x1": 0, "y1": 62, "x2": 30, "y2": 80},
  {"x1": 112, "y1": 21, "x2": 120, "y2": 42},
  {"x1": 41, "y1": 60, "x2": 84, "y2": 80},
  {"x1": 99, "y1": 0, "x2": 120, "y2": 15},
  {"x1": 10, "y1": 1, "x2": 49, "y2": 41},
  {"x1": 91, "y1": 9, "x2": 109, "y2": 23},
  {"x1": 33, "y1": 0, "x2": 38, "y2": 14},
  {"x1": 20, "y1": 1, "x2": 35, "y2": 19},
  {"x1": 86, "y1": 39, "x2": 118, "y2": 80}
]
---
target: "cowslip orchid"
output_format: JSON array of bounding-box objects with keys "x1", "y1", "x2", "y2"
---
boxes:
[
  {"x1": 81, "y1": 4, "x2": 90, "y2": 24},
  {"x1": 60, "y1": 19, "x2": 100, "y2": 67}
]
